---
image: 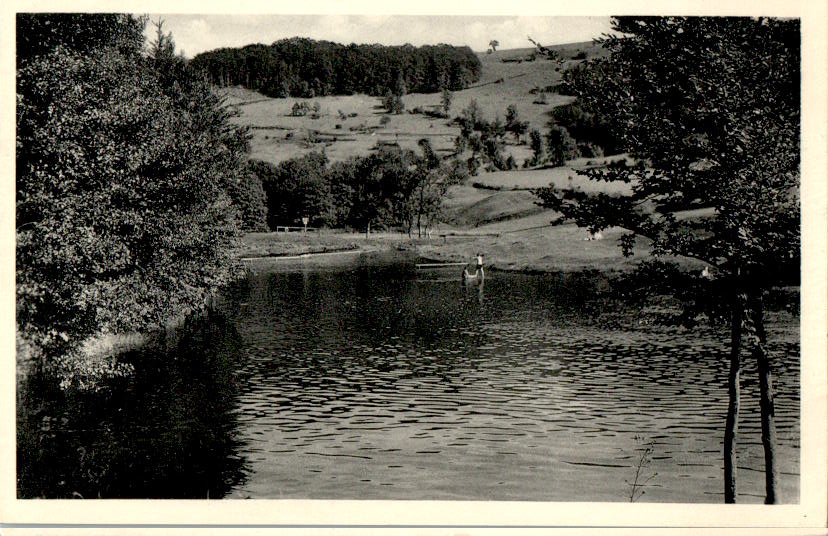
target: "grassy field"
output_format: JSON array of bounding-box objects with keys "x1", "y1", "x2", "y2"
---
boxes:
[
  {"x1": 224, "y1": 42, "x2": 606, "y2": 167},
  {"x1": 232, "y1": 41, "x2": 704, "y2": 274}
]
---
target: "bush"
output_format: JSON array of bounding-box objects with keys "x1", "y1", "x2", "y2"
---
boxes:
[{"x1": 291, "y1": 101, "x2": 311, "y2": 116}]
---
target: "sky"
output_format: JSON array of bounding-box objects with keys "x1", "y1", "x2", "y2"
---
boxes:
[{"x1": 143, "y1": 15, "x2": 616, "y2": 58}]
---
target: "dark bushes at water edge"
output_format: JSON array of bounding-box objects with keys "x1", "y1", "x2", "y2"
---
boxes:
[{"x1": 189, "y1": 38, "x2": 481, "y2": 98}]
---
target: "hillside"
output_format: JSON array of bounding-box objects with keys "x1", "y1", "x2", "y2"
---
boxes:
[
  {"x1": 226, "y1": 41, "x2": 606, "y2": 167},
  {"x1": 226, "y1": 41, "x2": 625, "y2": 236}
]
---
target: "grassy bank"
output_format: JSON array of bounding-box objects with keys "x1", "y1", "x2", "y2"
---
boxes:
[{"x1": 239, "y1": 221, "x2": 701, "y2": 275}]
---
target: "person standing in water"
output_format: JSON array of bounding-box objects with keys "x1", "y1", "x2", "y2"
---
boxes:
[{"x1": 463, "y1": 252, "x2": 485, "y2": 281}]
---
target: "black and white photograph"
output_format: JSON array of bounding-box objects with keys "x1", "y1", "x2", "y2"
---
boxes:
[{"x1": 3, "y1": 1, "x2": 826, "y2": 532}]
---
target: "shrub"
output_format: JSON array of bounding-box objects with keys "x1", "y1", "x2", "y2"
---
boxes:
[{"x1": 291, "y1": 101, "x2": 311, "y2": 116}]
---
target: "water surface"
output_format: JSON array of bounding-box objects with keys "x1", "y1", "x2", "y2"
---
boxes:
[{"x1": 17, "y1": 253, "x2": 799, "y2": 502}]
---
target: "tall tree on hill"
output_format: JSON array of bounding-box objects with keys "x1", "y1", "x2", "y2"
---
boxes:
[
  {"x1": 533, "y1": 16, "x2": 799, "y2": 503},
  {"x1": 505, "y1": 104, "x2": 529, "y2": 144},
  {"x1": 440, "y1": 77, "x2": 453, "y2": 118}
]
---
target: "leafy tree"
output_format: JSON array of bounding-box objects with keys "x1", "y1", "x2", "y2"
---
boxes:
[
  {"x1": 440, "y1": 84, "x2": 453, "y2": 117},
  {"x1": 527, "y1": 128, "x2": 545, "y2": 166},
  {"x1": 16, "y1": 13, "x2": 145, "y2": 67},
  {"x1": 505, "y1": 104, "x2": 529, "y2": 143},
  {"x1": 460, "y1": 99, "x2": 485, "y2": 131},
  {"x1": 409, "y1": 139, "x2": 467, "y2": 236},
  {"x1": 533, "y1": 16, "x2": 799, "y2": 503},
  {"x1": 545, "y1": 125, "x2": 579, "y2": 167},
  {"x1": 16, "y1": 14, "x2": 251, "y2": 368},
  {"x1": 253, "y1": 152, "x2": 332, "y2": 228},
  {"x1": 232, "y1": 168, "x2": 269, "y2": 232},
  {"x1": 488, "y1": 39, "x2": 499, "y2": 53},
  {"x1": 550, "y1": 101, "x2": 623, "y2": 155},
  {"x1": 383, "y1": 91, "x2": 405, "y2": 115}
]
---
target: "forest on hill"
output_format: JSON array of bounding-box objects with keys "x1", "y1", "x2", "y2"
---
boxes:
[{"x1": 189, "y1": 38, "x2": 481, "y2": 98}]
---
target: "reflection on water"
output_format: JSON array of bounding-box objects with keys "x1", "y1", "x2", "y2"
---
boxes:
[
  {"x1": 17, "y1": 314, "x2": 248, "y2": 499},
  {"x1": 224, "y1": 258, "x2": 798, "y2": 502},
  {"x1": 17, "y1": 253, "x2": 800, "y2": 501}
]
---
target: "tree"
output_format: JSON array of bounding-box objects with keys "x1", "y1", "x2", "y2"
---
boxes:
[
  {"x1": 488, "y1": 39, "x2": 499, "y2": 53},
  {"x1": 505, "y1": 104, "x2": 529, "y2": 144},
  {"x1": 410, "y1": 139, "x2": 467, "y2": 237},
  {"x1": 16, "y1": 14, "x2": 252, "y2": 371},
  {"x1": 254, "y1": 152, "x2": 332, "y2": 228},
  {"x1": 441, "y1": 84, "x2": 453, "y2": 117},
  {"x1": 545, "y1": 125, "x2": 579, "y2": 167},
  {"x1": 533, "y1": 17, "x2": 799, "y2": 503},
  {"x1": 16, "y1": 13, "x2": 145, "y2": 68},
  {"x1": 527, "y1": 128, "x2": 545, "y2": 167}
]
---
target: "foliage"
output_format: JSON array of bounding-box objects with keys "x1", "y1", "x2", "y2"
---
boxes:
[
  {"x1": 527, "y1": 128, "x2": 545, "y2": 167},
  {"x1": 626, "y1": 436, "x2": 658, "y2": 502},
  {"x1": 16, "y1": 15, "x2": 250, "y2": 364},
  {"x1": 291, "y1": 101, "x2": 311, "y2": 116},
  {"x1": 440, "y1": 84, "x2": 453, "y2": 117},
  {"x1": 251, "y1": 153, "x2": 332, "y2": 228},
  {"x1": 550, "y1": 101, "x2": 624, "y2": 155},
  {"x1": 383, "y1": 91, "x2": 405, "y2": 114},
  {"x1": 536, "y1": 17, "x2": 799, "y2": 279},
  {"x1": 251, "y1": 143, "x2": 466, "y2": 235},
  {"x1": 505, "y1": 104, "x2": 529, "y2": 143},
  {"x1": 453, "y1": 101, "x2": 512, "y2": 172},
  {"x1": 545, "y1": 125, "x2": 580, "y2": 167},
  {"x1": 16, "y1": 13, "x2": 146, "y2": 67},
  {"x1": 534, "y1": 16, "x2": 800, "y2": 504},
  {"x1": 528, "y1": 36, "x2": 560, "y2": 62},
  {"x1": 230, "y1": 168, "x2": 269, "y2": 232},
  {"x1": 189, "y1": 38, "x2": 481, "y2": 97}
]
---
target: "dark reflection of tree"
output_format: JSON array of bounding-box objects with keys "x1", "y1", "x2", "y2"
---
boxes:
[{"x1": 17, "y1": 313, "x2": 248, "y2": 499}]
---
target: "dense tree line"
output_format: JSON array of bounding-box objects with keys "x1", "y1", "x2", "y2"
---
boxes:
[
  {"x1": 189, "y1": 38, "x2": 481, "y2": 98},
  {"x1": 16, "y1": 14, "x2": 256, "y2": 374},
  {"x1": 250, "y1": 143, "x2": 467, "y2": 237}
]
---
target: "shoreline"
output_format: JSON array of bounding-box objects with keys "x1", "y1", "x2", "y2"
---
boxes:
[{"x1": 238, "y1": 226, "x2": 701, "y2": 275}]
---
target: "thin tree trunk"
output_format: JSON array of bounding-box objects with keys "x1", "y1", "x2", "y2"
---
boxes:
[
  {"x1": 724, "y1": 289, "x2": 743, "y2": 503},
  {"x1": 749, "y1": 292, "x2": 778, "y2": 504}
]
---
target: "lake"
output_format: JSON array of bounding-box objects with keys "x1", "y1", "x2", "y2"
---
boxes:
[{"x1": 17, "y1": 252, "x2": 800, "y2": 502}]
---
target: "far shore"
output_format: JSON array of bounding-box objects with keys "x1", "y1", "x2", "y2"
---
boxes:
[{"x1": 238, "y1": 223, "x2": 705, "y2": 275}]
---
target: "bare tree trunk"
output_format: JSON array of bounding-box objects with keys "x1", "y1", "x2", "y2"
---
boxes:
[
  {"x1": 724, "y1": 289, "x2": 743, "y2": 503},
  {"x1": 749, "y1": 292, "x2": 778, "y2": 504}
]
